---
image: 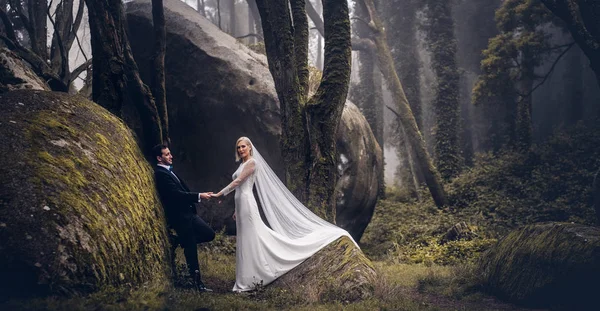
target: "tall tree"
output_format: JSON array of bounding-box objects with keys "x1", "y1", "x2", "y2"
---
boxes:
[
  {"x1": 381, "y1": 0, "x2": 423, "y2": 196},
  {"x1": 356, "y1": 0, "x2": 448, "y2": 207},
  {"x1": 254, "y1": 0, "x2": 351, "y2": 221},
  {"x1": 472, "y1": 0, "x2": 569, "y2": 150},
  {"x1": 423, "y1": 0, "x2": 463, "y2": 180},
  {"x1": 85, "y1": 0, "x2": 164, "y2": 154},
  {"x1": 350, "y1": 0, "x2": 385, "y2": 196},
  {"x1": 541, "y1": 0, "x2": 600, "y2": 89},
  {"x1": 351, "y1": 1, "x2": 383, "y2": 149}
]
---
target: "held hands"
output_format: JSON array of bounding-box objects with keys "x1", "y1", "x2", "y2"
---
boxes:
[{"x1": 200, "y1": 192, "x2": 213, "y2": 200}]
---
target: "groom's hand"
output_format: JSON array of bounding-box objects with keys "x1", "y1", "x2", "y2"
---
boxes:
[{"x1": 200, "y1": 192, "x2": 212, "y2": 200}]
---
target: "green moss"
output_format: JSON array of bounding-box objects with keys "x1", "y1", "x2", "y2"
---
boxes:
[{"x1": 0, "y1": 90, "x2": 170, "y2": 297}]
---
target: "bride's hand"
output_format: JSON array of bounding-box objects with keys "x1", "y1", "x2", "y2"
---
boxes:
[{"x1": 210, "y1": 192, "x2": 221, "y2": 198}]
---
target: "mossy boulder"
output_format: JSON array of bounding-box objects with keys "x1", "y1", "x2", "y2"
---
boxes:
[
  {"x1": 0, "y1": 90, "x2": 171, "y2": 298},
  {"x1": 478, "y1": 222, "x2": 600, "y2": 308},
  {"x1": 125, "y1": 0, "x2": 382, "y2": 240},
  {"x1": 271, "y1": 236, "x2": 376, "y2": 302}
]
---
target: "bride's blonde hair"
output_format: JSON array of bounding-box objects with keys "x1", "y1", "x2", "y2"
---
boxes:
[{"x1": 235, "y1": 136, "x2": 253, "y2": 162}]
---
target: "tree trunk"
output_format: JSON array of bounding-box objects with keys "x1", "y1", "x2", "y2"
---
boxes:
[
  {"x1": 351, "y1": 0, "x2": 385, "y2": 196},
  {"x1": 515, "y1": 48, "x2": 534, "y2": 150},
  {"x1": 246, "y1": 0, "x2": 262, "y2": 40},
  {"x1": 352, "y1": 1, "x2": 383, "y2": 147},
  {"x1": 151, "y1": 0, "x2": 170, "y2": 145},
  {"x1": 311, "y1": 0, "x2": 323, "y2": 70},
  {"x1": 49, "y1": 0, "x2": 74, "y2": 80},
  {"x1": 227, "y1": 0, "x2": 236, "y2": 36},
  {"x1": 246, "y1": 0, "x2": 255, "y2": 44},
  {"x1": 381, "y1": 0, "x2": 425, "y2": 193},
  {"x1": 85, "y1": 0, "x2": 163, "y2": 155},
  {"x1": 540, "y1": 0, "x2": 600, "y2": 90},
  {"x1": 255, "y1": 0, "x2": 351, "y2": 221},
  {"x1": 197, "y1": 0, "x2": 206, "y2": 17},
  {"x1": 362, "y1": 0, "x2": 448, "y2": 207},
  {"x1": 424, "y1": 1, "x2": 462, "y2": 180},
  {"x1": 28, "y1": 0, "x2": 47, "y2": 61}
]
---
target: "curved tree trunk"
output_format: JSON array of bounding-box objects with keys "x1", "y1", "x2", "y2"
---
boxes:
[
  {"x1": 382, "y1": 0, "x2": 424, "y2": 195},
  {"x1": 362, "y1": 0, "x2": 448, "y2": 207},
  {"x1": 255, "y1": 0, "x2": 351, "y2": 221},
  {"x1": 85, "y1": 0, "x2": 163, "y2": 155}
]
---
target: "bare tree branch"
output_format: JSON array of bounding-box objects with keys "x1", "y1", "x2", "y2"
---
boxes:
[
  {"x1": 70, "y1": 58, "x2": 92, "y2": 80},
  {"x1": 47, "y1": 0, "x2": 69, "y2": 80},
  {"x1": 517, "y1": 42, "x2": 575, "y2": 100}
]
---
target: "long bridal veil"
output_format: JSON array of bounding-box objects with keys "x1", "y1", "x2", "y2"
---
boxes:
[{"x1": 249, "y1": 139, "x2": 358, "y2": 246}]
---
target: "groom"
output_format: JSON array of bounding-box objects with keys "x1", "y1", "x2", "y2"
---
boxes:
[{"x1": 152, "y1": 144, "x2": 215, "y2": 292}]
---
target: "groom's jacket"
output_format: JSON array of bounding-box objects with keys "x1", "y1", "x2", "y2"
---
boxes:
[{"x1": 154, "y1": 166, "x2": 199, "y2": 224}]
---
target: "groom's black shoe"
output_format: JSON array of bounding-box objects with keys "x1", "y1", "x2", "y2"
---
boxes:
[{"x1": 193, "y1": 270, "x2": 213, "y2": 292}]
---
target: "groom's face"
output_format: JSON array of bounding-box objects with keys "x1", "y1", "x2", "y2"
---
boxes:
[{"x1": 158, "y1": 148, "x2": 173, "y2": 166}]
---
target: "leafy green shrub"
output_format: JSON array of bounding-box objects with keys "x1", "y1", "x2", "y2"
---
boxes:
[{"x1": 363, "y1": 122, "x2": 600, "y2": 264}]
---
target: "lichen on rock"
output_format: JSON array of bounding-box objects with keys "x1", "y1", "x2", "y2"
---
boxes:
[
  {"x1": 271, "y1": 236, "x2": 377, "y2": 303},
  {"x1": 0, "y1": 90, "x2": 170, "y2": 297}
]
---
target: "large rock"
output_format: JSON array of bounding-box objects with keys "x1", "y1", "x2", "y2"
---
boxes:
[
  {"x1": 125, "y1": 0, "x2": 381, "y2": 240},
  {"x1": 0, "y1": 48, "x2": 49, "y2": 93},
  {"x1": 336, "y1": 104, "x2": 382, "y2": 239},
  {"x1": 0, "y1": 90, "x2": 170, "y2": 297},
  {"x1": 478, "y1": 222, "x2": 600, "y2": 309},
  {"x1": 272, "y1": 236, "x2": 376, "y2": 302}
]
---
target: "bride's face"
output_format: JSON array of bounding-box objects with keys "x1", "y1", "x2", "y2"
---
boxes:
[{"x1": 237, "y1": 141, "x2": 251, "y2": 160}]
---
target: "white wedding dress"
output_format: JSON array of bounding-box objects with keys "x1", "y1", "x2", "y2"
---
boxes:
[{"x1": 218, "y1": 141, "x2": 356, "y2": 292}]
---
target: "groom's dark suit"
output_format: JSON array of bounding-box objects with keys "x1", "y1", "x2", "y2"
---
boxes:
[{"x1": 154, "y1": 166, "x2": 215, "y2": 278}]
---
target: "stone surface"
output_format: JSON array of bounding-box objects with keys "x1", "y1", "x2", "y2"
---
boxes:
[
  {"x1": 0, "y1": 48, "x2": 49, "y2": 93},
  {"x1": 335, "y1": 103, "x2": 383, "y2": 239},
  {"x1": 478, "y1": 222, "x2": 600, "y2": 309},
  {"x1": 271, "y1": 236, "x2": 377, "y2": 302},
  {"x1": 126, "y1": 0, "x2": 382, "y2": 240},
  {"x1": 0, "y1": 90, "x2": 170, "y2": 297}
]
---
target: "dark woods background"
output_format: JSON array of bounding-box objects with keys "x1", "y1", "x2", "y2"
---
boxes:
[{"x1": 1, "y1": 0, "x2": 597, "y2": 197}]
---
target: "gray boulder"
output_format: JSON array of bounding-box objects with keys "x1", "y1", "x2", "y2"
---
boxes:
[
  {"x1": 336, "y1": 103, "x2": 382, "y2": 239},
  {"x1": 126, "y1": 0, "x2": 381, "y2": 240},
  {"x1": 0, "y1": 48, "x2": 49, "y2": 93},
  {"x1": 0, "y1": 90, "x2": 171, "y2": 297},
  {"x1": 478, "y1": 222, "x2": 600, "y2": 309}
]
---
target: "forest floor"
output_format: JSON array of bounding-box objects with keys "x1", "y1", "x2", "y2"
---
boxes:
[{"x1": 1, "y1": 240, "x2": 547, "y2": 311}]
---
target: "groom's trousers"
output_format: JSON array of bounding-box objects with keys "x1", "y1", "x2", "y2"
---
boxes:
[{"x1": 173, "y1": 214, "x2": 215, "y2": 276}]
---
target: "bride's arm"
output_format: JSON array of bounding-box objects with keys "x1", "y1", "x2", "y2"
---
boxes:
[{"x1": 213, "y1": 159, "x2": 256, "y2": 197}]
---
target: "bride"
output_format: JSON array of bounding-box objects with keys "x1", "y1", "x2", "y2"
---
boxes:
[{"x1": 211, "y1": 136, "x2": 357, "y2": 292}]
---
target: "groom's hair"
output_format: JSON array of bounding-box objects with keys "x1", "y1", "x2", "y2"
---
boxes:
[{"x1": 152, "y1": 144, "x2": 169, "y2": 160}]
